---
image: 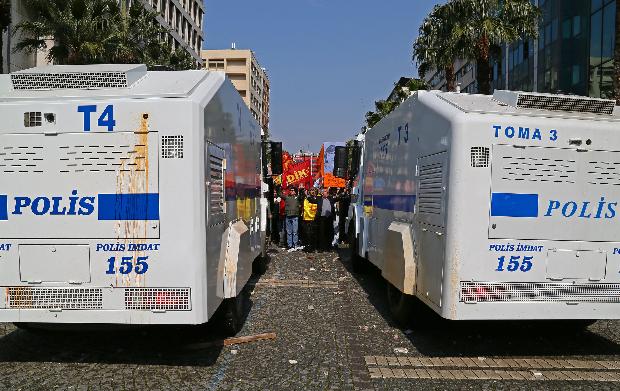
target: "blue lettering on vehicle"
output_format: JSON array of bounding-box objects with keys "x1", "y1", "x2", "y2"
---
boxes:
[
  {"x1": 106, "y1": 255, "x2": 149, "y2": 275},
  {"x1": 489, "y1": 243, "x2": 544, "y2": 252},
  {"x1": 0, "y1": 243, "x2": 12, "y2": 251},
  {"x1": 496, "y1": 255, "x2": 534, "y2": 272},
  {"x1": 0, "y1": 191, "x2": 159, "y2": 221},
  {"x1": 78, "y1": 104, "x2": 116, "y2": 132},
  {"x1": 491, "y1": 193, "x2": 619, "y2": 220},
  {"x1": 493, "y1": 125, "x2": 557, "y2": 142},
  {"x1": 96, "y1": 243, "x2": 161, "y2": 252},
  {"x1": 377, "y1": 122, "x2": 410, "y2": 159},
  {"x1": 544, "y1": 197, "x2": 617, "y2": 219}
]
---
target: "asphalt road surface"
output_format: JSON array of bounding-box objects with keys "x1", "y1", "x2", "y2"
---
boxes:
[{"x1": 1, "y1": 246, "x2": 620, "y2": 390}]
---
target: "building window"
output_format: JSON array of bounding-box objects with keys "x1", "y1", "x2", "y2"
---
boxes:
[
  {"x1": 572, "y1": 15, "x2": 581, "y2": 37},
  {"x1": 589, "y1": 0, "x2": 616, "y2": 98},
  {"x1": 572, "y1": 65, "x2": 581, "y2": 85},
  {"x1": 601, "y1": 1, "x2": 615, "y2": 63},
  {"x1": 208, "y1": 60, "x2": 225, "y2": 70}
]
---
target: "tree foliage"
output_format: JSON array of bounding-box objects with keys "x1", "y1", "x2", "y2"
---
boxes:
[
  {"x1": 448, "y1": 0, "x2": 540, "y2": 94},
  {"x1": 14, "y1": 0, "x2": 197, "y2": 70},
  {"x1": 413, "y1": 4, "x2": 463, "y2": 92},
  {"x1": 365, "y1": 78, "x2": 428, "y2": 129},
  {"x1": 365, "y1": 100, "x2": 398, "y2": 129},
  {"x1": 0, "y1": 0, "x2": 12, "y2": 73},
  {"x1": 413, "y1": 0, "x2": 540, "y2": 95}
]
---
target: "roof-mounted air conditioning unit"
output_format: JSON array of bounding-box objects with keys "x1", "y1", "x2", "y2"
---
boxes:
[
  {"x1": 493, "y1": 90, "x2": 616, "y2": 115},
  {"x1": 10, "y1": 64, "x2": 147, "y2": 91}
]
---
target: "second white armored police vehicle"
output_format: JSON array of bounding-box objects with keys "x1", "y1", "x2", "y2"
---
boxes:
[{"x1": 341, "y1": 90, "x2": 620, "y2": 324}]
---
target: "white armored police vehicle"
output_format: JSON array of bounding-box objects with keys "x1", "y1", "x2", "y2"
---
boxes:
[
  {"x1": 340, "y1": 90, "x2": 620, "y2": 324},
  {"x1": 0, "y1": 64, "x2": 280, "y2": 332}
]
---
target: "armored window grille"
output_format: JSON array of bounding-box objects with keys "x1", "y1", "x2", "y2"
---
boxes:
[
  {"x1": 24, "y1": 112, "x2": 42, "y2": 127},
  {"x1": 125, "y1": 288, "x2": 191, "y2": 311},
  {"x1": 6, "y1": 287, "x2": 103, "y2": 309},
  {"x1": 161, "y1": 135, "x2": 184, "y2": 159},
  {"x1": 418, "y1": 162, "x2": 443, "y2": 215},
  {"x1": 461, "y1": 281, "x2": 620, "y2": 303},
  {"x1": 209, "y1": 154, "x2": 226, "y2": 214},
  {"x1": 470, "y1": 147, "x2": 489, "y2": 168}
]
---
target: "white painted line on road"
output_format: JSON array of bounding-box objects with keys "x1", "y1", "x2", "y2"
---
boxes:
[
  {"x1": 368, "y1": 367, "x2": 620, "y2": 381},
  {"x1": 365, "y1": 356, "x2": 620, "y2": 371},
  {"x1": 365, "y1": 356, "x2": 620, "y2": 382}
]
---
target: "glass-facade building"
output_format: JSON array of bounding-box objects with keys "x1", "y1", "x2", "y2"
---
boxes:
[{"x1": 492, "y1": 0, "x2": 616, "y2": 99}]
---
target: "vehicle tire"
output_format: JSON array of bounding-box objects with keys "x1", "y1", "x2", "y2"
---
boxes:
[
  {"x1": 349, "y1": 226, "x2": 366, "y2": 273},
  {"x1": 386, "y1": 282, "x2": 416, "y2": 327},
  {"x1": 252, "y1": 250, "x2": 268, "y2": 275},
  {"x1": 216, "y1": 294, "x2": 245, "y2": 336}
]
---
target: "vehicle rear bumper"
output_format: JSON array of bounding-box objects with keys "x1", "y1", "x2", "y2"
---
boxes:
[{"x1": 0, "y1": 308, "x2": 202, "y2": 325}]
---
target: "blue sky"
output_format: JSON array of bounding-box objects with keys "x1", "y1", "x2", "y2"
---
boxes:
[{"x1": 204, "y1": 0, "x2": 440, "y2": 152}]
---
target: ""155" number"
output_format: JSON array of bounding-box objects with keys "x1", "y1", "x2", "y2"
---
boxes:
[
  {"x1": 496, "y1": 255, "x2": 533, "y2": 272},
  {"x1": 106, "y1": 256, "x2": 149, "y2": 275}
]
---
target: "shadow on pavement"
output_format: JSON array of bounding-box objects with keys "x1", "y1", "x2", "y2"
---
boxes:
[
  {"x1": 0, "y1": 286, "x2": 256, "y2": 367},
  {"x1": 336, "y1": 247, "x2": 620, "y2": 358}
]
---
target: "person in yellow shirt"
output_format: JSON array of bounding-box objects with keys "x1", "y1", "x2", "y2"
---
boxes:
[{"x1": 302, "y1": 187, "x2": 322, "y2": 252}]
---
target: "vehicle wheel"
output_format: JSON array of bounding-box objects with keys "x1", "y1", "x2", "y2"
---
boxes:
[
  {"x1": 386, "y1": 282, "x2": 416, "y2": 327},
  {"x1": 216, "y1": 294, "x2": 244, "y2": 336},
  {"x1": 349, "y1": 226, "x2": 366, "y2": 273},
  {"x1": 252, "y1": 250, "x2": 268, "y2": 275}
]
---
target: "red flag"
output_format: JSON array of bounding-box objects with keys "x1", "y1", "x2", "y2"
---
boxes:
[{"x1": 282, "y1": 159, "x2": 313, "y2": 189}]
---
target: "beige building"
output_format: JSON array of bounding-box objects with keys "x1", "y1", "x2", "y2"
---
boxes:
[{"x1": 201, "y1": 49, "x2": 270, "y2": 134}]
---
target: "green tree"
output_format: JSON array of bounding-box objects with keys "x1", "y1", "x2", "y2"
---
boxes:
[
  {"x1": 365, "y1": 99, "x2": 398, "y2": 129},
  {"x1": 110, "y1": 2, "x2": 197, "y2": 70},
  {"x1": 167, "y1": 48, "x2": 197, "y2": 71},
  {"x1": 413, "y1": 4, "x2": 462, "y2": 92},
  {"x1": 15, "y1": 0, "x2": 120, "y2": 65},
  {"x1": 15, "y1": 0, "x2": 197, "y2": 70},
  {"x1": 365, "y1": 78, "x2": 428, "y2": 129},
  {"x1": 614, "y1": 1, "x2": 619, "y2": 105},
  {"x1": 449, "y1": 0, "x2": 540, "y2": 95},
  {"x1": 0, "y1": 0, "x2": 12, "y2": 73}
]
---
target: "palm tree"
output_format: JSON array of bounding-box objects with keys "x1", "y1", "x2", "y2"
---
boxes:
[
  {"x1": 15, "y1": 0, "x2": 120, "y2": 65},
  {"x1": 0, "y1": 0, "x2": 11, "y2": 73},
  {"x1": 614, "y1": 1, "x2": 619, "y2": 105},
  {"x1": 449, "y1": 0, "x2": 540, "y2": 95},
  {"x1": 413, "y1": 4, "x2": 462, "y2": 92},
  {"x1": 15, "y1": 0, "x2": 196, "y2": 70},
  {"x1": 110, "y1": 2, "x2": 197, "y2": 70}
]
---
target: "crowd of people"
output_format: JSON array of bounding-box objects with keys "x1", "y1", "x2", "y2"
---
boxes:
[{"x1": 267, "y1": 184, "x2": 351, "y2": 253}]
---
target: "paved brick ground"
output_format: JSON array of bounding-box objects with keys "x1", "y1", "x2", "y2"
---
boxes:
[{"x1": 1, "y1": 246, "x2": 620, "y2": 390}]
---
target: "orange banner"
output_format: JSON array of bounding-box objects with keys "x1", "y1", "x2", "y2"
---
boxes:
[{"x1": 318, "y1": 144, "x2": 345, "y2": 188}]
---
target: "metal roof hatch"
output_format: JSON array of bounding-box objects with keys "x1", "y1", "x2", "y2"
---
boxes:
[
  {"x1": 10, "y1": 64, "x2": 147, "y2": 91},
  {"x1": 493, "y1": 90, "x2": 617, "y2": 116}
]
